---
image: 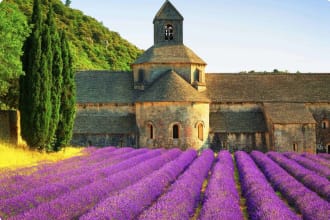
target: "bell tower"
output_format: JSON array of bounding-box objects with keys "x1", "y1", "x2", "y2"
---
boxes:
[
  {"x1": 132, "y1": 0, "x2": 206, "y2": 92},
  {"x1": 153, "y1": 0, "x2": 183, "y2": 46}
]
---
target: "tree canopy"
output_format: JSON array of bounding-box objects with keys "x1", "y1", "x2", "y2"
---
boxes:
[{"x1": 0, "y1": 2, "x2": 30, "y2": 109}]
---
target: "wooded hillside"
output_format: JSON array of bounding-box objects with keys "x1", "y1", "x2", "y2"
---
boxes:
[{"x1": 5, "y1": 0, "x2": 143, "y2": 71}]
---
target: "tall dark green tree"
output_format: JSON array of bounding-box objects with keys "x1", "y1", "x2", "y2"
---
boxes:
[
  {"x1": 19, "y1": 0, "x2": 52, "y2": 150},
  {"x1": 47, "y1": 4, "x2": 63, "y2": 149},
  {"x1": 54, "y1": 31, "x2": 76, "y2": 150}
]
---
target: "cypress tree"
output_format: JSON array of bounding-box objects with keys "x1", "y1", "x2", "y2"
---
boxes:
[
  {"x1": 20, "y1": 0, "x2": 52, "y2": 150},
  {"x1": 54, "y1": 31, "x2": 76, "y2": 150},
  {"x1": 47, "y1": 4, "x2": 63, "y2": 150}
]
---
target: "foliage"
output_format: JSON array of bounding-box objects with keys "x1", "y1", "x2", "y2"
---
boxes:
[
  {"x1": 19, "y1": 0, "x2": 53, "y2": 150},
  {"x1": 239, "y1": 69, "x2": 292, "y2": 74},
  {"x1": 0, "y1": 2, "x2": 30, "y2": 109},
  {"x1": 5, "y1": 0, "x2": 143, "y2": 71},
  {"x1": 54, "y1": 31, "x2": 76, "y2": 151},
  {"x1": 48, "y1": 5, "x2": 63, "y2": 150},
  {"x1": 19, "y1": 0, "x2": 76, "y2": 152}
]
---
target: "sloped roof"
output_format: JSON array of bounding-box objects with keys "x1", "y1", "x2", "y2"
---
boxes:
[
  {"x1": 73, "y1": 114, "x2": 136, "y2": 134},
  {"x1": 133, "y1": 44, "x2": 206, "y2": 65},
  {"x1": 136, "y1": 70, "x2": 210, "y2": 103},
  {"x1": 206, "y1": 73, "x2": 330, "y2": 103},
  {"x1": 75, "y1": 71, "x2": 140, "y2": 104},
  {"x1": 153, "y1": 0, "x2": 183, "y2": 22},
  {"x1": 210, "y1": 111, "x2": 267, "y2": 133},
  {"x1": 264, "y1": 103, "x2": 316, "y2": 124}
]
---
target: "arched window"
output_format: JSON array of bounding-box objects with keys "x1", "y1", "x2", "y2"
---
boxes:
[
  {"x1": 321, "y1": 120, "x2": 328, "y2": 129},
  {"x1": 173, "y1": 124, "x2": 179, "y2": 139},
  {"x1": 148, "y1": 124, "x2": 154, "y2": 139},
  {"x1": 293, "y1": 143, "x2": 298, "y2": 152},
  {"x1": 198, "y1": 123, "x2": 203, "y2": 141},
  {"x1": 165, "y1": 24, "x2": 174, "y2": 40}
]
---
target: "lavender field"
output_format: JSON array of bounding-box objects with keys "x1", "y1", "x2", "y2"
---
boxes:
[{"x1": 0, "y1": 147, "x2": 329, "y2": 220}]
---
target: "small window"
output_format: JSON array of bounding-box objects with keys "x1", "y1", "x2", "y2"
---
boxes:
[
  {"x1": 138, "y1": 69, "x2": 144, "y2": 83},
  {"x1": 194, "y1": 69, "x2": 200, "y2": 82},
  {"x1": 322, "y1": 120, "x2": 328, "y2": 129},
  {"x1": 148, "y1": 124, "x2": 154, "y2": 139},
  {"x1": 165, "y1": 24, "x2": 173, "y2": 41},
  {"x1": 198, "y1": 123, "x2": 203, "y2": 141},
  {"x1": 173, "y1": 124, "x2": 179, "y2": 139},
  {"x1": 293, "y1": 143, "x2": 298, "y2": 152}
]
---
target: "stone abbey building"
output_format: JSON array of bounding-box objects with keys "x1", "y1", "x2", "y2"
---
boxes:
[
  {"x1": 2, "y1": 1, "x2": 327, "y2": 152},
  {"x1": 70, "y1": 1, "x2": 330, "y2": 152}
]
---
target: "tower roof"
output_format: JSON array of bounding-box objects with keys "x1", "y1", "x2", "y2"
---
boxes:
[
  {"x1": 153, "y1": 0, "x2": 184, "y2": 22},
  {"x1": 133, "y1": 44, "x2": 206, "y2": 65},
  {"x1": 136, "y1": 70, "x2": 210, "y2": 103}
]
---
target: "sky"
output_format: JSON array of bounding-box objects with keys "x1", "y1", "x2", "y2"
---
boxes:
[{"x1": 67, "y1": 0, "x2": 330, "y2": 73}]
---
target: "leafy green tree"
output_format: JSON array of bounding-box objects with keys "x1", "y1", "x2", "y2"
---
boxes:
[
  {"x1": 0, "y1": 2, "x2": 30, "y2": 109},
  {"x1": 19, "y1": 0, "x2": 52, "y2": 150},
  {"x1": 55, "y1": 31, "x2": 76, "y2": 150}
]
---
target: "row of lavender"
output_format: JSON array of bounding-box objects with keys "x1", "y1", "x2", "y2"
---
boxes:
[{"x1": 0, "y1": 147, "x2": 329, "y2": 220}]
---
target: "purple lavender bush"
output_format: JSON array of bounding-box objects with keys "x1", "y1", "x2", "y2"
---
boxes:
[
  {"x1": 0, "y1": 148, "x2": 150, "y2": 218},
  {"x1": 284, "y1": 152, "x2": 330, "y2": 179},
  {"x1": 138, "y1": 149, "x2": 214, "y2": 220},
  {"x1": 0, "y1": 146, "x2": 127, "y2": 200},
  {"x1": 267, "y1": 152, "x2": 330, "y2": 202},
  {"x1": 251, "y1": 151, "x2": 330, "y2": 220},
  {"x1": 235, "y1": 151, "x2": 300, "y2": 220},
  {"x1": 81, "y1": 149, "x2": 197, "y2": 220},
  {"x1": 318, "y1": 153, "x2": 330, "y2": 160},
  {"x1": 199, "y1": 150, "x2": 243, "y2": 220},
  {"x1": 301, "y1": 153, "x2": 330, "y2": 169},
  {"x1": 8, "y1": 149, "x2": 180, "y2": 220}
]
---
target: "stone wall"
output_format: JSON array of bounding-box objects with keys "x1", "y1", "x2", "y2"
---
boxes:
[
  {"x1": 0, "y1": 111, "x2": 10, "y2": 141},
  {"x1": 136, "y1": 102, "x2": 209, "y2": 150},
  {"x1": 71, "y1": 133, "x2": 136, "y2": 147},
  {"x1": 307, "y1": 103, "x2": 330, "y2": 152},
  {"x1": 209, "y1": 132, "x2": 267, "y2": 152},
  {"x1": 72, "y1": 104, "x2": 137, "y2": 147},
  {"x1": 133, "y1": 63, "x2": 205, "y2": 89},
  {"x1": 209, "y1": 103, "x2": 268, "y2": 151},
  {"x1": 272, "y1": 124, "x2": 316, "y2": 153},
  {"x1": 0, "y1": 110, "x2": 20, "y2": 144}
]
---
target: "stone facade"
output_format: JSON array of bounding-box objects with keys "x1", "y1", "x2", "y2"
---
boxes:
[
  {"x1": 136, "y1": 102, "x2": 209, "y2": 150},
  {"x1": 271, "y1": 124, "x2": 316, "y2": 153},
  {"x1": 307, "y1": 104, "x2": 330, "y2": 152},
  {"x1": 209, "y1": 103, "x2": 268, "y2": 152},
  {"x1": 72, "y1": 104, "x2": 137, "y2": 147}
]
